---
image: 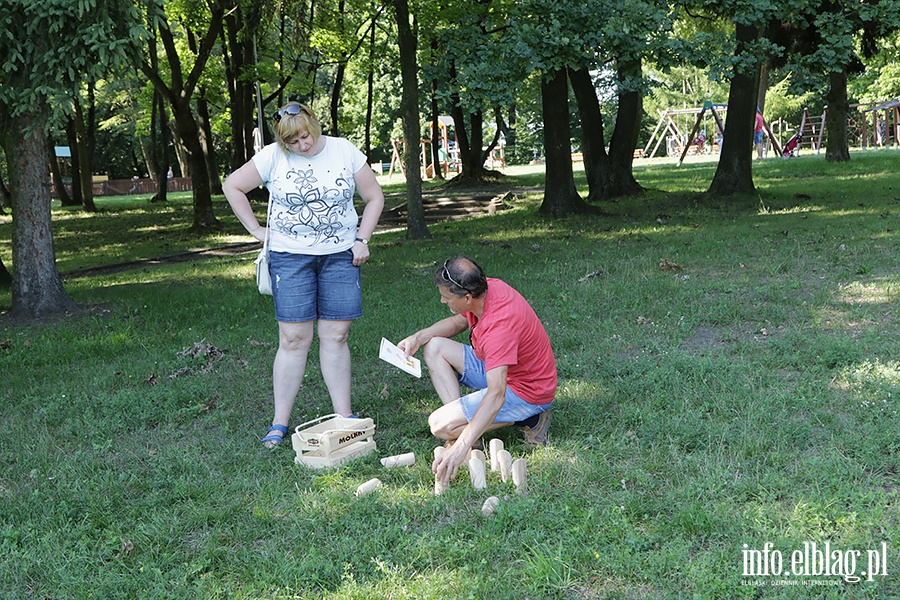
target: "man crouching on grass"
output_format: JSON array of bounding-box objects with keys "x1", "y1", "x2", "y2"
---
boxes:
[{"x1": 398, "y1": 256, "x2": 557, "y2": 485}]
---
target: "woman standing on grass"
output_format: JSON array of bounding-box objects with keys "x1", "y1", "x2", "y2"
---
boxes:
[{"x1": 223, "y1": 102, "x2": 384, "y2": 448}]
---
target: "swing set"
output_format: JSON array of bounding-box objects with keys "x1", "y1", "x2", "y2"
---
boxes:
[{"x1": 642, "y1": 102, "x2": 728, "y2": 160}]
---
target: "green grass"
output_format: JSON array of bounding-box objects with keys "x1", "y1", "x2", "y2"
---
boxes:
[{"x1": 1, "y1": 151, "x2": 899, "y2": 598}]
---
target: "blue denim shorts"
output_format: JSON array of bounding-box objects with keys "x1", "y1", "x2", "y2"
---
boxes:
[
  {"x1": 754, "y1": 131, "x2": 764, "y2": 144},
  {"x1": 268, "y1": 250, "x2": 362, "y2": 322},
  {"x1": 457, "y1": 345, "x2": 552, "y2": 423}
]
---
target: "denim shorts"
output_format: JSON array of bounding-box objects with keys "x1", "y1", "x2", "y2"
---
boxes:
[
  {"x1": 754, "y1": 131, "x2": 764, "y2": 144},
  {"x1": 268, "y1": 250, "x2": 362, "y2": 322},
  {"x1": 457, "y1": 345, "x2": 552, "y2": 423}
]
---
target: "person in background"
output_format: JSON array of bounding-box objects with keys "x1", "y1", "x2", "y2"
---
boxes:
[
  {"x1": 398, "y1": 257, "x2": 557, "y2": 485},
  {"x1": 223, "y1": 102, "x2": 385, "y2": 448},
  {"x1": 754, "y1": 109, "x2": 766, "y2": 159}
]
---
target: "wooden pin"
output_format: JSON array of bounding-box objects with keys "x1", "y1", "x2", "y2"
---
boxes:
[
  {"x1": 380, "y1": 452, "x2": 415, "y2": 468},
  {"x1": 433, "y1": 446, "x2": 448, "y2": 495},
  {"x1": 355, "y1": 478, "x2": 382, "y2": 496},
  {"x1": 471, "y1": 448, "x2": 486, "y2": 464},
  {"x1": 512, "y1": 458, "x2": 527, "y2": 494},
  {"x1": 469, "y1": 456, "x2": 486, "y2": 489},
  {"x1": 481, "y1": 496, "x2": 500, "y2": 517},
  {"x1": 489, "y1": 439, "x2": 504, "y2": 471},
  {"x1": 498, "y1": 449, "x2": 513, "y2": 482}
]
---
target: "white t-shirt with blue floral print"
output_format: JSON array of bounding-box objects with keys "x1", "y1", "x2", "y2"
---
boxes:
[{"x1": 252, "y1": 136, "x2": 367, "y2": 255}]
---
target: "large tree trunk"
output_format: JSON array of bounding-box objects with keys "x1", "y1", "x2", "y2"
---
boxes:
[
  {"x1": 197, "y1": 95, "x2": 223, "y2": 194},
  {"x1": 173, "y1": 106, "x2": 218, "y2": 229},
  {"x1": 606, "y1": 58, "x2": 644, "y2": 198},
  {"x1": 393, "y1": 0, "x2": 430, "y2": 239},
  {"x1": 825, "y1": 69, "x2": 850, "y2": 162},
  {"x1": 708, "y1": 23, "x2": 759, "y2": 196},
  {"x1": 568, "y1": 67, "x2": 609, "y2": 203},
  {"x1": 1, "y1": 108, "x2": 78, "y2": 317},
  {"x1": 72, "y1": 85, "x2": 98, "y2": 212},
  {"x1": 538, "y1": 69, "x2": 596, "y2": 217}
]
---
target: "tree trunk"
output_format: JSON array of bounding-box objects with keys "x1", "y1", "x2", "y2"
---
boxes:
[
  {"x1": 568, "y1": 66, "x2": 609, "y2": 202},
  {"x1": 446, "y1": 62, "x2": 493, "y2": 185},
  {"x1": 331, "y1": 60, "x2": 346, "y2": 137},
  {"x1": 64, "y1": 120, "x2": 83, "y2": 207},
  {"x1": 149, "y1": 38, "x2": 168, "y2": 204},
  {"x1": 605, "y1": 58, "x2": 644, "y2": 198},
  {"x1": 0, "y1": 166, "x2": 11, "y2": 211},
  {"x1": 365, "y1": 12, "x2": 377, "y2": 160},
  {"x1": 143, "y1": 5, "x2": 224, "y2": 229},
  {"x1": 1, "y1": 108, "x2": 78, "y2": 318},
  {"x1": 708, "y1": 23, "x2": 759, "y2": 196},
  {"x1": 173, "y1": 106, "x2": 218, "y2": 229},
  {"x1": 430, "y1": 74, "x2": 444, "y2": 180},
  {"x1": 538, "y1": 69, "x2": 596, "y2": 217},
  {"x1": 197, "y1": 95, "x2": 223, "y2": 194},
  {"x1": 72, "y1": 86, "x2": 97, "y2": 212},
  {"x1": 757, "y1": 60, "x2": 769, "y2": 114},
  {"x1": 223, "y1": 8, "x2": 256, "y2": 170},
  {"x1": 393, "y1": 0, "x2": 430, "y2": 239},
  {"x1": 825, "y1": 69, "x2": 850, "y2": 162},
  {"x1": 48, "y1": 135, "x2": 72, "y2": 205},
  {"x1": 0, "y1": 258, "x2": 10, "y2": 288}
]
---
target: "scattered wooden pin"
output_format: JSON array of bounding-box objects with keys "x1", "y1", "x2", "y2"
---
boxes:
[
  {"x1": 355, "y1": 478, "x2": 382, "y2": 496},
  {"x1": 469, "y1": 455, "x2": 486, "y2": 490},
  {"x1": 380, "y1": 452, "x2": 415, "y2": 468},
  {"x1": 489, "y1": 439, "x2": 504, "y2": 471},
  {"x1": 481, "y1": 496, "x2": 500, "y2": 517},
  {"x1": 471, "y1": 448, "x2": 486, "y2": 464},
  {"x1": 433, "y1": 446, "x2": 448, "y2": 495},
  {"x1": 511, "y1": 458, "x2": 527, "y2": 494},
  {"x1": 498, "y1": 449, "x2": 513, "y2": 482}
]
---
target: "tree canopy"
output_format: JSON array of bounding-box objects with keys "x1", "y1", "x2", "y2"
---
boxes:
[{"x1": 2, "y1": 0, "x2": 900, "y2": 317}]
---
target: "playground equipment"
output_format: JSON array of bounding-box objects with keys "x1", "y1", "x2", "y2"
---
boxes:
[
  {"x1": 642, "y1": 102, "x2": 728, "y2": 160},
  {"x1": 857, "y1": 99, "x2": 900, "y2": 150},
  {"x1": 389, "y1": 116, "x2": 461, "y2": 179},
  {"x1": 797, "y1": 108, "x2": 827, "y2": 154},
  {"x1": 388, "y1": 115, "x2": 505, "y2": 179}
]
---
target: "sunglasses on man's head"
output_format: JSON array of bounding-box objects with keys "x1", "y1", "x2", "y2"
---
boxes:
[
  {"x1": 443, "y1": 260, "x2": 474, "y2": 296},
  {"x1": 273, "y1": 104, "x2": 306, "y2": 123}
]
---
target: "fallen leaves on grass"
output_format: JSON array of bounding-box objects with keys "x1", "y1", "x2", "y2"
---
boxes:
[
  {"x1": 177, "y1": 339, "x2": 224, "y2": 360},
  {"x1": 168, "y1": 340, "x2": 225, "y2": 378},
  {"x1": 658, "y1": 258, "x2": 682, "y2": 271}
]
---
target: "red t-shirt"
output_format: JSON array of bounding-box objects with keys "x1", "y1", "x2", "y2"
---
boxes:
[{"x1": 464, "y1": 278, "x2": 557, "y2": 404}]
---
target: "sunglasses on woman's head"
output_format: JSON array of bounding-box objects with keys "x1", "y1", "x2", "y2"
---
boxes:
[{"x1": 273, "y1": 104, "x2": 306, "y2": 123}]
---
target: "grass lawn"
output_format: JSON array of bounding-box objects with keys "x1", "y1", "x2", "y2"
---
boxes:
[{"x1": 1, "y1": 151, "x2": 899, "y2": 598}]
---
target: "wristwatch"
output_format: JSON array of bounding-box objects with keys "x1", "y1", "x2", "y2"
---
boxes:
[{"x1": 355, "y1": 237, "x2": 369, "y2": 245}]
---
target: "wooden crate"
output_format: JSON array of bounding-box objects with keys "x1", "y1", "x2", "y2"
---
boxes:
[{"x1": 291, "y1": 414, "x2": 376, "y2": 469}]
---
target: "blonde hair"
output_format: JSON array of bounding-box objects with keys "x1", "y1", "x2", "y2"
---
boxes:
[{"x1": 273, "y1": 102, "x2": 322, "y2": 153}]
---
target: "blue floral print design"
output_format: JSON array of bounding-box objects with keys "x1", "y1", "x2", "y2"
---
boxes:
[{"x1": 273, "y1": 166, "x2": 354, "y2": 245}]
